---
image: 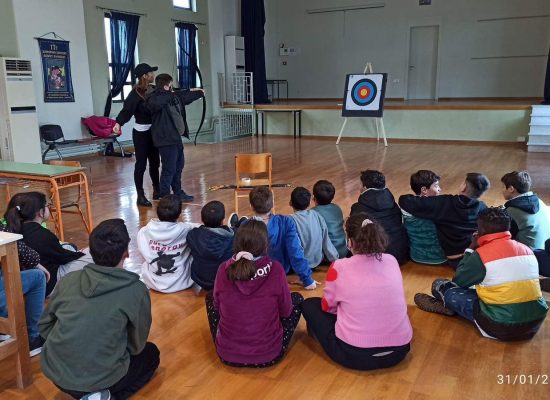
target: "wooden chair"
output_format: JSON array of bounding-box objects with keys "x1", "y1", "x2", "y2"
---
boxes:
[
  {"x1": 47, "y1": 160, "x2": 92, "y2": 234},
  {"x1": 234, "y1": 153, "x2": 273, "y2": 214},
  {"x1": 0, "y1": 232, "x2": 32, "y2": 388}
]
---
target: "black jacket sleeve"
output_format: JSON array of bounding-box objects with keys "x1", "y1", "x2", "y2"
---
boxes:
[
  {"x1": 23, "y1": 224, "x2": 84, "y2": 266},
  {"x1": 398, "y1": 194, "x2": 441, "y2": 221},
  {"x1": 174, "y1": 89, "x2": 204, "y2": 106},
  {"x1": 115, "y1": 90, "x2": 141, "y2": 126}
]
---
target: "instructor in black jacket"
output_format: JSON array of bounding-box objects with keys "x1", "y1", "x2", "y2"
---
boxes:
[{"x1": 113, "y1": 63, "x2": 160, "y2": 207}]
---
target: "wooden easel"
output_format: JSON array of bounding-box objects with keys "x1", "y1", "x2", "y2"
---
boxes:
[{"x1": 336, "y1": 62, "x2": 388, "y2": 146}]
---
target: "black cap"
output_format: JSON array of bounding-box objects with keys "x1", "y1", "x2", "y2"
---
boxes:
[{"x1": 134, "y1": 63, "x2": 158, "y2": 77}]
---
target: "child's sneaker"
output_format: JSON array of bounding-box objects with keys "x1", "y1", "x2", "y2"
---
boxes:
[
  {"x1": 414, "y1": 293, "x2": 456, "y2": 316},
  {"x1": 29, "y1": 335, "x2": 45, "y2": 357},
  {"x1": 80, "y1": 390, "x2": 111, "y2": 400}
]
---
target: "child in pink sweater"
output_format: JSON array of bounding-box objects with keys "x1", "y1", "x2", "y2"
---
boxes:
[{"x1": 301, "y1": 213, "x2": 413, "y2": 370}]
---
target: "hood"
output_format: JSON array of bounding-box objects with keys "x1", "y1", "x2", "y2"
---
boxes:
[
  {"x1": 143, "y1": 219, "x2": 189, "y2": 245},
  {"x1": 505, "y1": 192, "x2": 540, "y2": 215},
  {"x1": 147, "y1": 87, "x2": 171, "y2": 99},
  {"x1": 80, "y1": 264, "x2": 140, "y2": 298},
  {"x1": 226, "y1": 256, "x2": 273, "y2": 296},
  {"x1": 450, "y1": 195, "x2": 487, "y2": 216},
  {"x1": 187, "y1": 225, "x2": 234, "y2": 259},
  {"x1": 358, "y1": 188, "x2": 397, "y2": 212}
]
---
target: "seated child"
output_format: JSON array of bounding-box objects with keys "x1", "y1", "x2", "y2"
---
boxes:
[
  {"x1": 39, "y1": 219, "x2": 160, "y2": 399},
  {"x1": 414, "y1": 207, "x2": 548, "y2": 341},
  {"x1": 188, "y1": 201, "x2": 234, "y2": 291},
  {"x1": 402, "y1": 170, "x2": 446, "y2": 265},
  {"x1": 350, "y1": 169, "x2": 409, "y2": 265},
  {"x1": 534, "y1": 238, "x2": 550, "y2": 292},
  {"x1": 399, "y1": 173, "x2": 490, "y2": 268},
  {"x1": 136, "y1": 194, "x2": 199, "y2": 293},
  {"x1": 4, "y1": 191, "x2": 92, "y2": 295},
  {"x1": 301, "y1": 213, "x2": 412, "y2": 371},
  {"x1": 501, "y1": 171, "x2": 550, "y2": 249},
  {"x1": 0, "y1": 233, "x2": 46, "y2": 356},
  {"x1": 206, "y1": 220, "x2": 303, "y2": 367},
  {"x1": 244, "y1": 186, "x2": 317, "y2": 289},
  {"x1": 289, "y1": 187, "x2": 339, "y2": 269},
  {"x1": 312, "y1": 180, "x2": 348, "y2": 258}
]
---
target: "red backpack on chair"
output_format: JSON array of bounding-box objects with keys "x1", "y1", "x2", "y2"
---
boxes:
[{"x1": 81, "y1": 116, "x2": 119, "y2": 138}]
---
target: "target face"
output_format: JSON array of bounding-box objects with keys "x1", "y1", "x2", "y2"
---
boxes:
[
  {"x1": 352, "y1": 79, "x2": 377, "y2": 106},
  {"x1": 342, "y1": 73, "x2": 387, "y2": 118}
]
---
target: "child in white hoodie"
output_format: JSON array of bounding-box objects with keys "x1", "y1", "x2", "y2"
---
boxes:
[{"x1": 136, "y1": 194, "x2": 198, "y2": 293}]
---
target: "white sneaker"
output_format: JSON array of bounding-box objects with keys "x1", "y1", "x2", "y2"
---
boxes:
[
  {"x1": 0, "y1": 334, "x2": 11, "y2": 341},
  {"x1": 80, "y1": 390, "x2": 111, "y2": 400}
]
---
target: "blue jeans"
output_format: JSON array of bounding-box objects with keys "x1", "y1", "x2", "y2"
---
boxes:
[
  {"x1": 434, "y1": 280, "x2": 478, "y2": 322},
  {"x1": 158, "y1": 143, "x2": 184, "y2": 197},
  {"x1": 0, "y1": 269, "x2": 46, "y2": 338}
]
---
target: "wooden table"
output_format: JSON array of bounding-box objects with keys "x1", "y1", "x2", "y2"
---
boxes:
[
  {"x1": 0, "y1": 232, "x2": 32, "y2": 388},
  {"x1": 0, "y1": 161, "x2": 93, "y2": 242}
]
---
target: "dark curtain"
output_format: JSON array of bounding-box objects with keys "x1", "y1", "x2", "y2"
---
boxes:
[
  {"x1": 543, "y1": 46, "x2": 550, "y2": 105},
  {"x1": 103, "y1": 12, "x2": 140, "y2": 116},
  {"x1": 241, "y1": 0, "x2": 269, "y2": 104},
  {"x1": 176, "y1": 23, "x2": 198, "y2": 89}
]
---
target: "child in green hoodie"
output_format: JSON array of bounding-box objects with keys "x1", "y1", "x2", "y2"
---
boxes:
[{"x1": 39, "y1": 219, "x2": 160, "y2": 399}]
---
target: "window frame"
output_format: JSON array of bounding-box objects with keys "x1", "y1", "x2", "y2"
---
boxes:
[
  {"x1": 173, "y1": 0, "x2": 194, "y2": 11},
  {"x1": 104, "y1": 14, "x2": 138, "y2": 103}
]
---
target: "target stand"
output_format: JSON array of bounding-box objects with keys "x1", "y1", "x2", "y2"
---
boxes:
[{"x1": 336, "y1": 63, "x2": 388, "y2": 146}]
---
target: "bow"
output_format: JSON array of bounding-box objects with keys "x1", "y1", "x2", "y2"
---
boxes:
[{"x1": 180, "y1": 46, "x2": 206, "y2": 146}]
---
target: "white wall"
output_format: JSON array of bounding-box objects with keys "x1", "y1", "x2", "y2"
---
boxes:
[
  {"x1": 12, "y1": 0, "x2": 94, "y2": 140},
  {"x1": 265, "y1": 0, "x2": 550, "y2": 98}
]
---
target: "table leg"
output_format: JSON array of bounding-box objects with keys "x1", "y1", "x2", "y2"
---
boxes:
[
  {"x1": 80, "y1": 172, "x2": 93, "y2": 234},
  {"x1": 50, "y1": 179, "x2": 64, "y2": 242},
  {"x1": 262, "y1": 112, "x2": 266, "y2": 136},
  {"x1": 299, "y1": 111, "x2": 302, "y2": 138},
  {"x1": 293, "y1": 111, "x2": 297, "y2": 139}
]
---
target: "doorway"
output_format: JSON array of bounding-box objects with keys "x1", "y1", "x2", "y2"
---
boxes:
[{"x1": 407, "y1": 25, "x2": 439, "y2": 100}]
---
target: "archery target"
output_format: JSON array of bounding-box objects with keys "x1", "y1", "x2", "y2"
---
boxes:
[{"x1": 342, "y1": 73, "x2": 388, "y2": 118}]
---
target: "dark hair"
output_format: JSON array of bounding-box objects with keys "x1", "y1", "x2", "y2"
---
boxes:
[
  {"x1": 290, "y1": 187, "x2": 311, "y2": 211},
  {"x1": 410, "y1": 170, "x2": 440, "y2": 195},
  {"x1": 477, "y1": 207, "x2": 511, "y2": 235},
  {"x1": 156, "y1": 195, "x2": 182, "y2": 222},
  {"x1": 155, "y1": 73, "x2": 173, "y2": 88},
  {"x1": 360, "y1": 169, "x2": 385, "y2": 189},
  {"x1": 345, "y1": 213, "x2": 388, "y2": 260},
  {"x1": 228, "y1": 220, "x2": 268, "y2": 281},
  {"x1": 89, "y1": 219, "x2": 130, "y2": 267},
  {"x1": 4, "y1": 192, "x2": 47, "y2": 234},
  {"x1": 501, "y1": 171, "x2": 531, "y2": 194},
  {"x1": 249, "y1": 186, "x2": 273, "y2": 214},
  {"x1": 201, "y1": 201, "x2": 225, "y2": 228},
  {"x1": 464, "y1": 173, "x2": 490, "y2": 198},
  {"x1": 313, "y1": 180, "x2": 335, "y2": 205}
]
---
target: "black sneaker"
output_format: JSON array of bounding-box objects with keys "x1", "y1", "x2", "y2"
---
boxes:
[
  {"x1": 136, "y1": 193, "x2": 152, "y2": 207},
  {"x1": 180, "y1": 192, "x2": 194, "y2": 203},
  {"x1": 414, "y1": 293, "x2": 456, "y2": 316},
  {"x1": 540, "y1": 278, "x2": 550, "y2": 293},
  {"x1": 80, "y1": 390, "x2": 111, "y2": 400},
  {"x1": 152, "y1": 186, "x2": 161, "y2": 200},
  {"x1": 29, "y1": 335, "x2": 45, "y2": 357}
]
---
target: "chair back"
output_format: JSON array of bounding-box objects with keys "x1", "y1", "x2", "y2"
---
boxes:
[
  {"x1": 235, "y1": 153, "x2": 272, "y2": 188},
  {"x1": 40, "y1": 125, "x2": 64, "y2": 143},
  {"x1": 47, "y1": 160, "x2": 81, "y2": 168}
]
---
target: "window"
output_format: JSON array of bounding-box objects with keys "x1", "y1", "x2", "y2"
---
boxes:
[
  {"x1": 104, "y1": 15, "x2": 138, "y2": 102},
  {"x1": 175, "y1": 24, "x2": 199, "y2": 89},
  {"x1": 173, "y1": 0, "x2": 194, "y2": 11}
]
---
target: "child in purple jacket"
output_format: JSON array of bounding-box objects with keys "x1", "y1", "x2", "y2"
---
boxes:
[{"x1": 205, "y1": 220, "x2": 303, "y2": 367}]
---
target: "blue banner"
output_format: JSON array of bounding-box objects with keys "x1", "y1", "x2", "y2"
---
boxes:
[{"x1": 37, "y1": 38, "x2": 75, "y2": 102}]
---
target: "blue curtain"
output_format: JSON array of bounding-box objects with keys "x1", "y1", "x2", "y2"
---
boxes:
[
  {"x1": 241, "y1": 0, "x2": 269, "y2": 103},
  {"x1": 103, "y1": 12, "x2": 140, "y2": 116},
  {"x1": 176, "y1": 23, "x2": 198, "y2": 89}
]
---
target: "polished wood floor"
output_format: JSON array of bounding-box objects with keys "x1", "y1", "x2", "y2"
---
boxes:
[{"x1": 1, "y1": 137, "x2": 549, "y2": 399}]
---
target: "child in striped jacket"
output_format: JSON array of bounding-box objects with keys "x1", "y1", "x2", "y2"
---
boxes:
[{"x1": 415, "y1": 207, "x2": 548, "y2": 341}]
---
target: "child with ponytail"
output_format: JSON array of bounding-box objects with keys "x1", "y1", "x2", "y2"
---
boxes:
[
  {"x1": 3, "y1": 192, "x2": 92, "y2": 294},
  {"x1": 301, "y1": 212, "x2": 412, "y2": 370},
  {"x1": 206, "y1": 220, "x2": 303, "y2": 367}
]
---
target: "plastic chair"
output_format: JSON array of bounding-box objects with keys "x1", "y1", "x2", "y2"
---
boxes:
[
  {"x1": 39, "y1": 125, "x2": 78, "y2": 162},
  {"x1": 234, "y1": 153, "x2": 273, "y2": 214}
]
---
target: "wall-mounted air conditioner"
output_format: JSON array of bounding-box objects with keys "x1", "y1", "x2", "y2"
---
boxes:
[{"x1": 0, "y1": 57, "x2": 42, "y2": 163}]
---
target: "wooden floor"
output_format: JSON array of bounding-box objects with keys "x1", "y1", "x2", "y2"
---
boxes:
[{"x1": 1, "y1": 137, "x2": 549, "y2": 399}]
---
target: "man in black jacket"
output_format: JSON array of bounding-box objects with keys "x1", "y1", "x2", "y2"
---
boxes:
[
  {"x1": 399, "y1": 173, "x2": 490, "y2": 268},
  {"x1": 147, "y1": 73, "x2": 204, "y2": 202}
]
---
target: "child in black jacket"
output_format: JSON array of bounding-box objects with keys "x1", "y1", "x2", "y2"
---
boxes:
[
  {"x1": 187, "y1": 201, "x2": 234, "y2": 290},
  {"x1": 146, "y1": 73, "x2": 204, "y2": 203}
]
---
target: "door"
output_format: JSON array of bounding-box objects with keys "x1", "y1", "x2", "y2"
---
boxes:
[{"x1": 407, "y1": 26, "x2": 439, "y2": 100}]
